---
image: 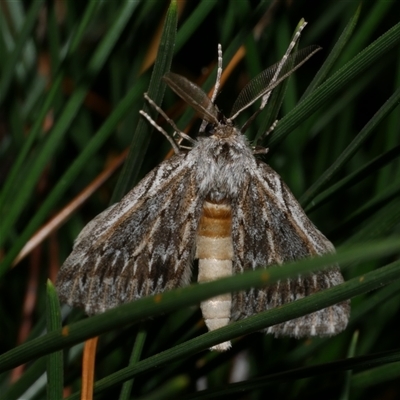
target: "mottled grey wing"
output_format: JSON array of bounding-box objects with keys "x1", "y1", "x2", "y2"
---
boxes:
[
  {"x1": 56, "y1": 153, "x2": 203, "y2": 315},
  {"x1": 231, "y1": 161, "x2": 350, "y2": 337}
]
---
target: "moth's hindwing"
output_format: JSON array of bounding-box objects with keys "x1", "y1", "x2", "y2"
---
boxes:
[
  {"x1": 231, "y1": 161, "x2": 350, "y2": 337},
  {"x1": 56, "y1": 153, "x2": 203, "y2": 315}
]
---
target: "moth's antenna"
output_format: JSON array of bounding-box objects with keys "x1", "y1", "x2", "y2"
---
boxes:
[
  {"x1": 200, "y1": 44, "x2": 223, "y2": 132},
  {"x1": 140, "y1": 93, "x2": 196, "y2": 154}
]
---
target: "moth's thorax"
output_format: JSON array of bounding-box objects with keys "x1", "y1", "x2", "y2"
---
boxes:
[{"x1": 193, "y1": 125, "x2": 255, "y2": 201}]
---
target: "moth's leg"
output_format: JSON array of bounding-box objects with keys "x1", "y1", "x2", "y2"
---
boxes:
[
  {"x1": 210, "y1": 43, "x2": 223, "y2": 104},
  {"x1": 252, "y1": 146, "x2": 269, "y2": 155},
  {"x1": 265, "y1": 119, "x2": 279, "y2": 136},
  {"x1": 252, "y1": 119, "x2": 279, "y2": 153},
  {"x1": 200, "y1": 43, "x2": 223, "y2": 133},
  {"x1": 250, "y1": 21, "x2": 306, "y2": 138},
  {"x1": 259, "y1": 21, "x2": 307, "y2": 111},
  {"x1": 142, "y1": 93, "x2": 196, "y2": 151},
  {"x1": 238, "y1": 21, "x2": 310, "y2": 133},
  {"x1": 139, "y1": 108, "x2": 181, "y2": 154}
]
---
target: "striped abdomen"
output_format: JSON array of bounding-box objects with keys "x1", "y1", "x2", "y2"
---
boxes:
[{"x1": 196, "y1": 199, "x2": 233, "y2": 351}]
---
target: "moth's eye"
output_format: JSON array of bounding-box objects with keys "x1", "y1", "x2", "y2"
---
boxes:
[{"x1": 204, "y1": 123, "x2": 216, "y2": 136}]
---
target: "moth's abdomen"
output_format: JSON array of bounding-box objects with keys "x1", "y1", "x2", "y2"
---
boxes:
[{"x1": 196, "y1": 200, "x2": 233, "y2": 351}]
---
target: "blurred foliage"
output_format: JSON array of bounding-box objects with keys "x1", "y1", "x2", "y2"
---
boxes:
[{"x1": 0, "y1": 1, "x2": 399, "y2": 399}]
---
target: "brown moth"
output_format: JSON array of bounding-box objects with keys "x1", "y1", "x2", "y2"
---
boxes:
[{"x1": 57, "y1": 21, "x2": 350, "y2": 351}]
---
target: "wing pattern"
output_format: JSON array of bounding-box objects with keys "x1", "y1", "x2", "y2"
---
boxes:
[
  {"x1": 231, "y1": 161, "x2": 350, "y2": 337},
  {"x1": 56, "y1": 153, "x2": 203, "y2": 315}
]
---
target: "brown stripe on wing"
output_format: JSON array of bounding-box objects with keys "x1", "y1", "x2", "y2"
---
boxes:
[{"x1": 231, "y1": 162, "x2": 350, "y2": 336}]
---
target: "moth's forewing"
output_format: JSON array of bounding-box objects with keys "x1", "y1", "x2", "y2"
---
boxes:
[
  {"x1": 56, "y1": 153, "x2": 203, "y2": 315},
  {"x1": 230, "y1": 161, "x2": 350, "y2": 336}
]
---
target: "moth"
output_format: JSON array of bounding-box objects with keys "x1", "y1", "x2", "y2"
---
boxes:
[{"x1": 56, "y1": 22, "x2": 350, "y2": 351}]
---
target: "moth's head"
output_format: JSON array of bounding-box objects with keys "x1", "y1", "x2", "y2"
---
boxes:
[{"x1": 200, "y1": 113, "x2": 237, "y2": 139}]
